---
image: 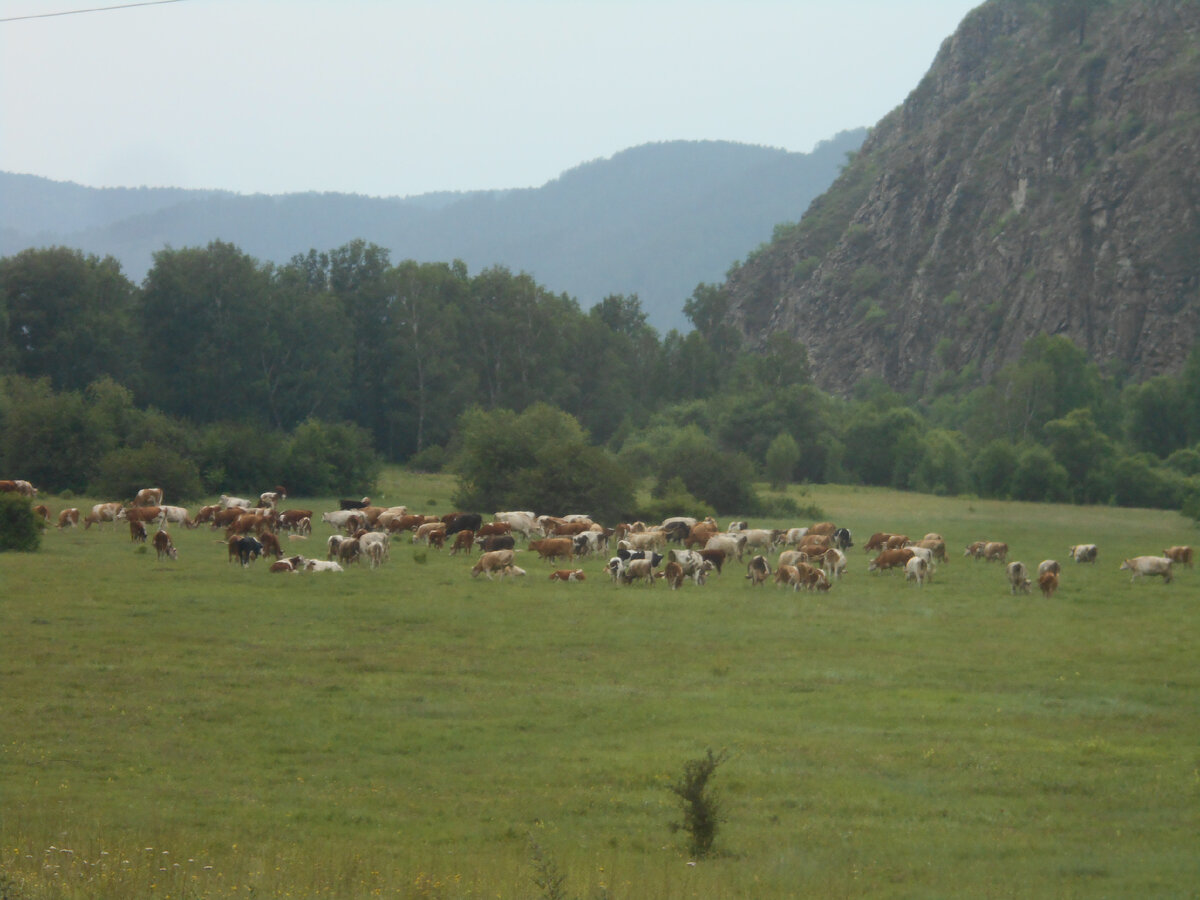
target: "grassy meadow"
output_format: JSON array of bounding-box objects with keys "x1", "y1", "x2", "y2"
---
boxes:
[{"x1": 1, "y1": 473, "x2": 1198, "y2": 898}]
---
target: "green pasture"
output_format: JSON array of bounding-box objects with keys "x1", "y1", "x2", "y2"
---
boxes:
[{"x1": 1, "y1": 477, "x2": 1197, "y2": 898}]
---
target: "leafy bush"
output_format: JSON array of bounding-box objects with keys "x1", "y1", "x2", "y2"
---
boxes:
[
  {"x1": 90, "y1": 442, "x2": 203, "y2": 503},
  {"x1": 406, "y1": 444, "x2": 446, "y2": 473},
  {"x1": 669, "y1": 749, "x2": 728, "y2": 860},
  {"x1": 637, "y1": 477, "x2": 716, "y2": 524},
  {"x1": 282, "y1": 419, "x2": 381, "y2": 497},
  {"x1": 0, "y1": 494, "x2": 40, "y2": 552}
]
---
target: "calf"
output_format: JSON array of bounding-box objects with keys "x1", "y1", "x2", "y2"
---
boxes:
[
  {"x1": 1038, "y1": 570, "x2": 1059, "y2": 598},
  {"x1": 662, "y1": 560, "x2": 685, "y2": 590},
  {"x1": 450, "y1": 529, "x2": 476, "y2": 555},
  {"x1": 153, "y1": 529, "x2": 177, "y2": 561},
  {"x1": 1119, "y1": 556, "x2": 1173, "y2": 584}
]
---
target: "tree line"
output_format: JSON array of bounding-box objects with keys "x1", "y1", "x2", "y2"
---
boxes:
[{"x1": 1, "y1": 242, "x2": 1198, "y2": 522}]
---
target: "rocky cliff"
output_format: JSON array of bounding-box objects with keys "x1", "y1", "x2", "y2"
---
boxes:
[{"x1": 722, "y1": 0, "x2": 1200, "y2": 393}]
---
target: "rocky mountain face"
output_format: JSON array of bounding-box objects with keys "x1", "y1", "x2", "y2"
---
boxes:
[{"x1": 722, "y1": 0, "x2": 1200, "y2": 394}]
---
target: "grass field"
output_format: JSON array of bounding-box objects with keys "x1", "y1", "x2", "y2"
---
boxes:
[{"x1": 2, "y1": 475, "x2": 1198, "y2": 898}]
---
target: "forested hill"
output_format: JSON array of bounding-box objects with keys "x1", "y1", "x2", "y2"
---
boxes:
[
  {"x1": 0, "y1": 133, "x2": 864, "y2": 333},
  {"x1": 716, "y1": 0, "x2": 1200, "y2": 393}
]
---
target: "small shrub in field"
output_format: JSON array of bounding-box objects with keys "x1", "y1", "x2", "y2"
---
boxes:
[
  {"x1": 669, "y1": 748, "x2": 728, "y2": 859},
  {"x1": 0, "y1": 494, "x2": 41, "y2": 552},
  {"x1": 528, "y1": 838, "x2": 569, "y2": 900}
]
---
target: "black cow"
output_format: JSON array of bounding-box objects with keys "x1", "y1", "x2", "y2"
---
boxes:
[
  {"x1": 663, "y1": 521, "x2": 691, "y2": 544},
  {"x1": 228, "y1": 536, "x2": 264, "y2": 567},
  {"x1": 475, "y1": 534, "x2": 516, "y2": 552},
  {"x1": 445, "y1": 513, "x2": 483, "y2": 536},
  {"x1": 833, "y1": 527, "x2": 853, "y2": 550},
  {"x1": 339, "y1": 497, "x2": 371, "y2": 510}
]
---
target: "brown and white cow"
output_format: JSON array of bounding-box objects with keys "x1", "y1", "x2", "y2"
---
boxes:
[
  {"x1": 549, "y1": 568, "x2": 586, "y2": 582},
  {"x1": 133, "y1": 487, "x2": 164, "y2": 507},
  {"x1": 471, "y1": 549, "x2": 516, "y2": 579},
  {"x1": 56, "y1": 508, "x2": 80, "y2": 529},
  {"x1": 1162, "y1": 546, "x2": 1192, "y2": 568},
  {"x1": 152, "y1": 529, "x2": 177, "y2": 561}
]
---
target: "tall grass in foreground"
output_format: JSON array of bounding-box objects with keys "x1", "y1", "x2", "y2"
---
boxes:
[{"x1": 1, "y1": 480, "x2": 1197, "y2": 897}]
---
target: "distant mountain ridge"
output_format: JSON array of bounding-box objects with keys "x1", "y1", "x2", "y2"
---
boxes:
[
  {"x1": 0, "y1": 133, "x2": 866, "y2": 332},
  {"x1": 719, "y1": 0, "x2": 1200, "y2": 391}
]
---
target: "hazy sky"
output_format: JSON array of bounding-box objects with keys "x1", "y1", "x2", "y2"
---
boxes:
[{"x1": 1, "y1": 0, "x2": 980, "y2": 198}]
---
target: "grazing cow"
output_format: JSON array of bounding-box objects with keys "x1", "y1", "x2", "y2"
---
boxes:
[
  {"x1": 964, "y1": 541, "x2": 987, "y2": 559},
  {"x1": 258, "y1": 532, "x2": 283, "y2": 560},
  {"x1": 121, "y1": 506, "x2": 165, "y2": 526},
  {"x1": 705, "y1": 533, "x2": 748, "y2": 562},
  {"x1": 983, "y1": 542, "x2": 1009, "y2": 563},
  {"x1": 774, "y1": 565, "x2": 802, "y2": 590},
  {"x1": 529, "y1": 538, "x2": 574, "y2": 563},
  {"x1": 471, "y1": 549, "x2": 516, "y2": 579},
  {"x1": 573, "y1": 530, "x2": 608, "y2": 557},
  {"x1": 57, "y1": 508, "x2": 80, "y2": 530},
  {"x1": 783, "y1": 527, "x2": 810, "y2": 546},
  {"x1": 129, "y1": 520, "x2": 148, "y2": 543},
  {"x1": 85, "y1": 501, "x2": 123, "y2": 529},
  {"x1": 740, "y1": 529, "x2": 782, "y2": 553},
  {"x1": 158, "y1": 505, "x2": 195, "y2": 528},
  {"x1": 667, "y1": 549, "x2": 712, "y2": 585},
  {"x1": 864, "y1": 532, "x2": 894, "y2": 552},
  {"x1": 228, "y1": 536, "x2": 264, "y2": 566},
  {"x1": 623, "y1": 530, "x2": 667, "y2": 552},
  {"x1": 832, "y1": 527, "x2": 854, "y2": 550},
  {"x1": 327, "y1": 534, "x2": 345, "y2": 560},
  {"x1": 549, "y1": 569, "x2": 586, "y2": 582},
  {"x1": 1069, "y1": 544, "x2": 1098, "y2": 563},
  {"x1": 808, "y1": 522, "x2": 836, "y2": 536},
  {"x1": 620, "y1": 557, "x2": 657, "y2": 586},
  {"x1": 322, "y1": 509, "x2": 365, "y2": 532},
  {"x1": 1119, "y1": 556, "x2": 1173, "y2": 584},
  {"x1": 884, "y1": 534, "x2": 910, "y2": 550},
  {"x1": 476, "y1": 521, "x2": 513, "y2": 539},
  {"x1": 869, "y1": 548, "x2": 915, "y2": 573},
  {"x1": 219, "y1": 494, "x2": 252, "y2": 510},
  {"x1": 278, "y1": 509, "x2": 315, "y2": 531},
  {"x1": 225, "y1": 512, "x2": 267, "y2": 538},
  {"x1": 194, "y1": 504, "x2": 219, "y2": 525},
  {"x1": 778, "y1": 549, "x2": 810, "y2": 569},
  {"x1": 32, "y1": 504, "x2": 50, "y2": 523},
  {"x1": 476, "y1": 534, "x2": 516, "y2": 553},
  {"x1": 259, "y1": 489, "x2": 286, "y2": 508},
  {"x1": 415, "y1": 521, "x2": 447, "y2": 545},
  {"x1": 661, "y1": 520, "x2": 693, "y2": 544},
  {"x1": 339, "y1": 496, "x2": 371, "y2": 510},
  {"x1": 727, "y1": 520, "x2": 748, "y2": 532},
  {"x1": 1006, "y1": 561, "x2": 1032, "y2": 594},
  {"x1": 451, "y1": 529, "x2": 476, "y2": 555},
  {"x1": 698, "y1": 548, "x2": 726, "y2": 574},
  {"x1": 363, "y1": 541, "x2": 385, "y2": 568},
  {"x1": 745, "y1": 554, "x2": 771, "y2": 586},
  {"x1": 795, "y1": 562, "x2": 831, "y2": 591},
  {"x1": 152, "y1": 529, "x2": 177, "y2": 561},
  {"x1": 798, "y1": 534, "x2": 832, "y2": 554},
  {"x1": 905, "y1": 556, "x2": 929, "y2": 586},
  {"x1": 133, "y1": 487, "x2": 164, "y2": 507},
  {"x1": 1038, "y1": 559, "x2": 1061, "y2": 577},
  {"x1": 912, "y1": 538, "x2": 948, "y2": 563},
  {"x1": 662, "y1": 560, "x2": 686, "y2": 590},
  {"x1": 684, "y1": 523, "x2": 720, "y2": 549},
  {"x1": 906, "y1": 546, "x2": 935, "y2": 573},
  {"x1": 212, "y1": 507, "x2": 249, "y2": 529},
  {"x1": 1038, "y1": 570, "x2": 1059, "y2": 598},
  {"x1": 1163, "y1": 546, "x2": 1193, "y2": 568}
]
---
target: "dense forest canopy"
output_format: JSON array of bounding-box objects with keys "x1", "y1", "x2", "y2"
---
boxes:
[{"x1": 2, "y1": 242, "x2": 1199, "y2": 521}]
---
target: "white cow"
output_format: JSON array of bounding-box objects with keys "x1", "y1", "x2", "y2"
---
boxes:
[
  {"x1": 1119, "y1": 556, "x2": 1172, "y2": 584},
  {"x1": 1006, "y1": 561, "x2": 1032, "y2": 594},
  {"x1": 905, "y1": 556, "x2": 929, "y2": 586},
  {"x1": 495, "y1": 511, "x2": 541, "y2": 539},
  {"x1": 220, "y1": 494, "x2": 253, "y2": 510},
  {"x1": 1069, "y1": 544, "x2": 1099, "y2": 563}
]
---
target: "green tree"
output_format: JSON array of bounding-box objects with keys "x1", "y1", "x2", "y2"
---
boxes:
[
  {"x1": 1043, "y1": 407, "x2": 1115, "y2": 502},
  {"x1": 972, "y1": 439, "x2": 1020, "y2": 498},
  {"x1": 765, "y1": 432, "x2": 801, "y2": 490},
  {"x1": 0, "y1": 247, "x2": 137, "y2": 391},
  {"x1": 1010, "y1": 444, "x2": 1070, "y2": 503},
  {"x1": 1124, "y1": 376, "x2": 1189, "y2": 458},
  {"x1": 0, "y1": 493, "x2": 40, "y2": 552}
]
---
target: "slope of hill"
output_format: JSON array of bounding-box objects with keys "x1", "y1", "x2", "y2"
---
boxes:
[
  {"x1": 0, "y1": 133, "x2": 865, "y2": 333},
  {"x1": 719, "y1": 0, "x2": 1200, "y2": 392}
]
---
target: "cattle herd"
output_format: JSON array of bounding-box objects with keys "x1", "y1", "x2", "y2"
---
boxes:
[{"x1": 5, "y1": 479, "x2": 1193, "y2": 593}]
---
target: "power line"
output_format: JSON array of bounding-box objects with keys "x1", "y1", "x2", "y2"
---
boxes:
[{"x1": 0, "y1": 0, "x2": 187, "y2": 23}]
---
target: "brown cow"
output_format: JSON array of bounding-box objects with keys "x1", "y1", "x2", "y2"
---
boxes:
[
  {"x1": 269, "y1": 559, "x2": 296, "y2": 573},
  {"x1": 1038, "y1": 570, "x2": 1059, "y2": 598},
  {"x1": 684, "y1": 523, "x2": 719, "y2": 549},
  {"x1": 550, "y1": 521, "x2": 591, "y2": 537},
  {"x1": 549, "y1": 568, "x2": 586, "y2": 582},
  {"x1": 984, "y1": 542, "x2": 1009, "y2": 563},
  {"x1": 56, "y1": 508, "x2": 80, "y2": 530},
  {"x1": 796, "y1": 562, "x2": 831, "y2": 591},
  {"x1": 450, "y1": 529, "x2": 476, "y2": 555},
  {"x1": 129, "y1": 519, "x2": 148, "y2": 543},
  {"x1": 475, "y1": 521, "x2": 512, "y2": 539},
  {"x1": 745, "y1": 554, "x2": 771, "y2": 586},
  {"x1": 863, "y1": 532, "x2": 893, "y2": 552},
  {"x1": 337, "y1": 538, "x2": 362, "y2": 566},
  {"x1": 912, "y1": 538, "x2": 948, "y2": 563},
  {"x1": 259, "y1": 531, "x2": 283, "y2": 559},
  {"x1": 1163, "y1": 546, "x2": 1193, "y2": 568},
  {"x1": 133, "y1": 487, "x2": 164, "y2": 507},
  {"x1": 808, "y1": 521, "x2": 837, "y2": 536},
  {"x1": 661, "y1": 561, "x2": 685, "y2": 589},
  {"x1": 964, "y1": 541, "x2": 987, "y2": 559},
  {"x1": 211, "y1": 507, "x2": 247, "y2": 529},
  {"x1": 122, "y1": 506, "x2": 164, "y2": 525},
  {"x1": 528, "y1": 538, "x2": 574, "y2": 563},
  {"x1": 152, "y1": 529, "x2": 177, "y2": 560},
  {"x1": 869, "y1": 548, "x2": 915, "y2": 573},
  {"x1": 884, "y1": 534, "x2": 910, "y2": 550},
  {"x1": 698, "y1": 548, "x2": 726, "y2": 574},
  {"x1": 278, "y1": 509, "x2": 314, "y2": 531}
]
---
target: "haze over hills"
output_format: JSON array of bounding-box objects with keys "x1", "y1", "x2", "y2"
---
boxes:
[
  {"x1": 718, "y1": 0, "x2": 1200, "y2": 393},
  {"x1": 0, "y1": 132, "x2": 865, "y2": 333}
]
